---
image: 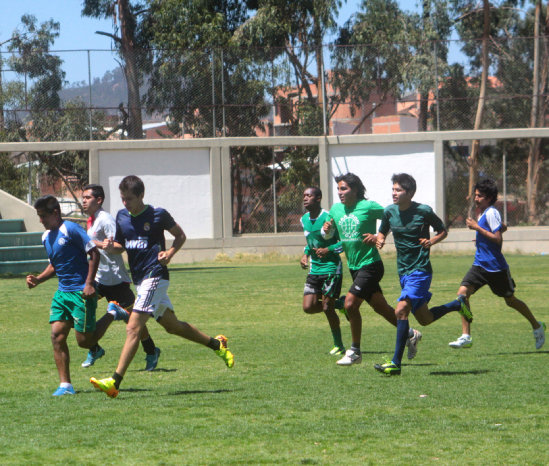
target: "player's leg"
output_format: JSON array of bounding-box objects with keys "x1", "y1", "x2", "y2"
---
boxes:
[
  {"x1": 90, "y1": 311, "x2": 149, "y2": 398},
  {"x1": 158, "y1": 308, "x2": 235, "y2": 368},
  {"x1": 448, "y1": 269, "x2": 482, "y2": 348},
  {"x1": 336, "y1": 292, "x2": 363, "y2": 366},
  {"x1": 303, "y1": 274, "x2": 323, "y2": 314},
  {"x1": 374, "y1": 299, "x2": 411, "y2": 376},
  {"x1": 50, "y1": 320, "x2": 75, "y2": 395},
  {"x1": 503, "y1": 295, "x2": 545, "y2": 349},
  {"x1": 321, "y1": 274, "x2": 345, "y2": 355}
]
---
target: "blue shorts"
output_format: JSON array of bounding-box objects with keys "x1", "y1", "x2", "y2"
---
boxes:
[{"x1": 398, "y1": 271, "x2": 432, "y2": 313}]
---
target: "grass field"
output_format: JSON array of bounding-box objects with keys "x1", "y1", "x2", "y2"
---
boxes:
[{"x1": 1, "y1": 254, "x2": 548, "y2": 464}]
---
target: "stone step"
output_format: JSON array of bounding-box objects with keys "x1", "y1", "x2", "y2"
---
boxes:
[
  {"x1": 0, "y1": 259, "x2": 49, "y2": 275},
  {"x1": 0, "y1": 232, "x2": 43, "y2": 247},
  {"x1": 0, "y1": 219, "x2": 25, "y2": 233},
  {"x1": 0, "y1": 245, "x2": 48, "y2": 261}
]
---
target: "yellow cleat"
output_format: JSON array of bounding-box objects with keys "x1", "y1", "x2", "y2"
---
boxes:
[
  {"x1": 90, "y1": 376, "x2": 119, "y2": 398},
  {"x1": 215, "y1": 335, "x2": 234, "y2": 369}
]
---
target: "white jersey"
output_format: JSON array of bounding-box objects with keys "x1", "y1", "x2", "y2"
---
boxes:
[{"x1": 87, "y1": 208, "x2": 131, "y2": 286}]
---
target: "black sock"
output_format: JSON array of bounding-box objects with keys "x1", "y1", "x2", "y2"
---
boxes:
[
  {"x1": 112, "y1": 372, "x2": 123, "y2": 389},
  {"x1": 141, "y1": 337, "x2": 156, "y2": 355},
  {"x1": 207, "y1": 337, "x2": 221, "y2": 351},
  {"x1": 90, "y1": 344, "x2": 101, "y2": 353},
  {"x1": 351, "y1": 343, "x2": 361, "y2": 353}
]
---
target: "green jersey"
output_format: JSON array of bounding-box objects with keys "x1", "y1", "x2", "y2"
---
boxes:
[
  {"x1": 327, "y1": 200, "x2": 384, "y2": 271},
  {"x1": 378, "y1": 202, "x2": 446, "y2": 276},
  {"x1": 301, "y1": 210, "x2": 343, "y2": 275}
]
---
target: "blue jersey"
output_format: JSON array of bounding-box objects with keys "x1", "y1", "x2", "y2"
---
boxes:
[
  {"x1": 473, "y1": 205, "x2": 508, "y2": 272},
  {"x1": 115, "y1": 205, "x2": 176, "y2": 285},
  {"x1": 42, "y1": 221, "x2": 95, "y2": 292}
]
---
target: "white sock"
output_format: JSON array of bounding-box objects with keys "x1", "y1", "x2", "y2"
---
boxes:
[{"x1": 60, "y1": 382, "x2": 73, "y2": 389}]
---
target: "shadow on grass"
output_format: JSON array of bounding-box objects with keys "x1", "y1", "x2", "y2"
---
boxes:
[
  {"x1": 136, "y1": 368, "x2": 177, "y2": 373},
  {"x1": 430, "y1": 369, "x2": 489, "y2": 376},
  {"x1": 170, "y1": 389, "x2": 232, "y2": 396},
  {"x1": 494, "y1": 350, "x2": 549, "y2": 355},
  {"x1": 169, "y1": 266, "x2": 238, "y2": 273}
]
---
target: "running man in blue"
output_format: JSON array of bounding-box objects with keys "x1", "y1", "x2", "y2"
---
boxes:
[
  {"x1": 447, "y1": 178, "x2": 545, "y2": 350},
  {"x1": 372, "y1": 174, "x2": 472, "y2": 376},
  {"x1": 26, "y1": 195, "x2": 127, "y2": 396},
  {"x1": 90, "y1": 175, "x2": 234, "y2": 398},
  {"x1": 300, "y1": 187, "x2": 346, "y2": 356}
]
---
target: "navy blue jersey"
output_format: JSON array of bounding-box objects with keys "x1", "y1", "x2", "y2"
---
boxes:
[{"x1": 115, "y1": 205, "x2": 176, "y2": 285}]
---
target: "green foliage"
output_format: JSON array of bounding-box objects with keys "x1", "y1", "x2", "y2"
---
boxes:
[
  {"x1": 1, "y1": 255, "x2": 548, "y2": 463},
  {"x1": 0, "y1": 153, "x2": 29, "y2": 199}
]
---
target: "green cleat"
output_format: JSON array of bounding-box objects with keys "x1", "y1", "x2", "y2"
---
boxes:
[
  {"x1": 374, "y1": 360, "x2": 401, "y2": 376},
  {"x1": 90, "y1": 377, "x2": 119, "y2": 398},
  {"x1": 457, "y1": 295, "x2": 473, "y2": 323},
  {"x1": 215, "y1": 335, "x2": 234, "y2": 368},
  {"x1": 329, "y1": 346, "x2": 346, "y2": 356}
]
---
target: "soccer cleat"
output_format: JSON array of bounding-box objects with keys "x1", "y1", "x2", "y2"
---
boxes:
[
  {"x1": 145, "y1": 347, "x2": 161, "y2": 371},
  {"x1": 90, "y1": 377, "x2": 119, "y2": 398},
  {"x1": 406, "y1": 328, "x2": 422, "y2": 360},
  {"x1": 329, "y1": 346, "x2": 346, "y2": 356},
  {"x1": 374, "y1": 360, "x2": 401, "y2": 376},
  {"x1": 107, "y1": 301, "x2": 130, "y2": 322},
  {"x1": 457, "y1": 295, "x2": 473, "y2": 323},
  {"x1": 533, "y1": 322, "x2": 546, "y2": 350},
  {"x1": 52, "y1": 385, "x2": 75, "y2": 396},
  {"x1": 336, "y1": 349, "x2": 362, "y2": 366},
  {"x1": 448, "y1": 335, "x2": 473, "y2": 348},
  {"x1": 215, "y1": 335, "x2": 234, "y2": 368},
  {"x1": 81, "y1": 346, "x2": 105, "y2": 367}
]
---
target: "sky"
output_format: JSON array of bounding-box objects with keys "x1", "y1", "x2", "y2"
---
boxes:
[{"x1": 0, "y1": 0, "x2": 435, "y2": 85}]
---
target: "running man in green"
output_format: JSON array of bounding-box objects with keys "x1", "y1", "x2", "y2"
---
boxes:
[
  {"x1": 322, "y1": 173, "x2": 421, "y2": 366},
  {"x1": 373, "y1": 173, "x2": 472, "y2": 376},
  {"x1": 300, "y1": 187, "x2": 346, "y2": 356}
]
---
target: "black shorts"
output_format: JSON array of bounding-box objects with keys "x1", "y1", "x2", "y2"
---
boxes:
[
  {"x1": 95, "y1": 281, "x2": 135, "y2": 309},
  {"x1": 461, "y1": 265, "x2": 515, "y2": 298},
  {"x1": 349, "y1": 261, "x2": 384, "y2": 302},
  {"x1": 304, "y1": 273, "x2": 343, "y2": 299}
]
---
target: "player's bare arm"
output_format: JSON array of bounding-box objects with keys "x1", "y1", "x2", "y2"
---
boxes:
[
  {"x1": 83, "y1": 247, "x2": 99, "y2": 298},
  {"x1": 419, "y1": 229, "x2": 448, "y2": 249},
  {"x1": 103, "y1": 236, "x2": 125, "y2": 254},
  {"x1": 26, "y1": 263, "x2": 56, "y2": 288},
  {"x1": 362, "y1": 233, "x2": 377, "y2": 245},
  {"x1": 300, "y1": 254, "x2": 309, "y2": 269},
  {"x1": 314, "y1": 247, "x2": 330, "y2": 258},
  {"x1": 158, "y1": 223, "x2": 186, "y2": 265},
  {"x1": 322, "y1": 219, "x2": 335, "y2": 239},
  {"x1": 376, "y1": 232, "x2": 386, "y2": 250},
  {"x1": 466, "y1": 218, "x2": 502, "y2": 245}
]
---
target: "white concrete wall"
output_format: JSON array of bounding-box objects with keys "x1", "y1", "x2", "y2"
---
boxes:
[
  {"x1": 330, "y1": 141, "x2": 437, "y2": 213},
  {"x1": 97, "y1": 148, "x2": 213, "y2": 239}
]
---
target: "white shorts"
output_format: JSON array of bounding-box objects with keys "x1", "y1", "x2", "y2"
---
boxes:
[{"x1": 134, "y1": 277, "x2": 173, "y2": 320}]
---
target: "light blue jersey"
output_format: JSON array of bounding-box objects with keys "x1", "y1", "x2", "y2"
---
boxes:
[
  {"x1": 473, "y1": 206, "x2": 508, "y2": 272},
  {"x1": 42, "y1": 221, "x2": 95, "y2": 292}
]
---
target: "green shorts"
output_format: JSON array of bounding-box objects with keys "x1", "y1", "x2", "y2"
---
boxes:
[{"x1": 50, "y1": 290, "x2": 98, "y2": 333}]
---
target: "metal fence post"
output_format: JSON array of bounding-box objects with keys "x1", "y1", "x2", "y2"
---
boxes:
[
  {"x1": 221, "y1": 49, "x2": 226, "y2": 137},
  {"x1": 272, "y1": 150, "x2": 278, "y2": 233},
  {"x1": 320, "y1": 46, "x2": 328, "y2": 136},
  {"x1": 87, "y1": 50, "x2": 93, "y2": 141},
  {"x1": 211, "y1": 48, "x2": 216, "y2": 137},
  {"x1": 434, "y1": 41, "x2": 440, "y2": 131},
  {"x1": 503, "y1": 150, "x2": 508, "y2": 224}
]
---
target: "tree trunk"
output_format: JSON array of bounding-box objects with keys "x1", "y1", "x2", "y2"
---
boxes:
[
  {"x1": 467, "y1": 0, "x2": 490, "y2": 216},
  {"x1": 526, "y1": 0, "x2": 544, "y2": 224},
  {"x1": 118, "y1": 0, "x2": 143, "y2": 139},
  {"x1": 418, "y1": 90, "x2": 429, "y2": 131}
]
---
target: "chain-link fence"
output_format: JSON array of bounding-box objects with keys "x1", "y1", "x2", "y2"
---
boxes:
[
  {"x1": 1, "y1": 37, "x2": 548, "y2": 141},
  {"x1": 444, "y1": 138, "x2": 549, "y2": 227}
]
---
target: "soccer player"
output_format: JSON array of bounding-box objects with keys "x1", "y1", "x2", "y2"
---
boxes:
[
  {"x1": 447, "y1": 178, "x2": 545, "y2": 350},
  {"x1": 80, "y1": 184, "x2": 161, "y2": 370},
  {"x1": 322, "y1": 173, "x2": 422, "y2": 366},
  {"x1": 373, "y1": 173, "x2": 473, "y2": 376},
  {"x1": 26, "y1": 195, "x2": 127, "y2": 396},
  {"x1": 300, "y1": 187, "x2": 345, "y2": 356},
  {"x1": 90, "y1": 175, "x2": 234, "y2": 398}
]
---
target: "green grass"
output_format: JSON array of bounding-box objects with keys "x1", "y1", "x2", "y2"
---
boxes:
[{"x1": 1, "y1": 254, "x2": 548, "y2": 464}]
